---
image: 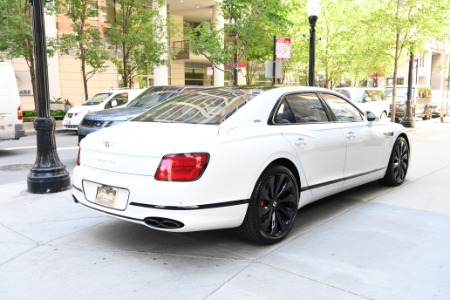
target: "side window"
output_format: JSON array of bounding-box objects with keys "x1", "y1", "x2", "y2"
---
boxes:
[
  {"x1": 274, "y1": 93, "x2": 328, "y2": 124},
  {"x1": 287, "y1": 93, "x2": 329, "y2": 123},
  {"x1": 112, "y1": 92, "x2": 129, "y2": 106},
  {"x1": 274, "y1": 100, "x2": 296, "y2": 124},
  {"x1": 321, "y1": 93, "x2": 364, "y2": 122}
]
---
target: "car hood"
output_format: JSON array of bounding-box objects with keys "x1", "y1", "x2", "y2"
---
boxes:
[
  {"x1": 67, "y1": 105, "x2": 97, "y2": 114},
  {"x1": 84, "y1": 107, "x2": 145, "y2": 121},
  {"x1": 80, "y1": 121, "x2": 220, "y2": 175}
]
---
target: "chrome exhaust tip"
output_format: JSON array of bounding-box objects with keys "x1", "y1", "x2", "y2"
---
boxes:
[{"x1": 144, "y1": 217, "x2": 184, "y2": 229}]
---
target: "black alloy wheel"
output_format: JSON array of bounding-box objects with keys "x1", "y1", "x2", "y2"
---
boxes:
[
  {"x1": 380, "y1": 137, "x2": 409, "y2": 186},
  {"x1": 237, "y1": 165, "x2": 299, "y2": 244}
]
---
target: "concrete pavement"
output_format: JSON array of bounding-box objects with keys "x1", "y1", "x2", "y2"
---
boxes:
[{"x1": 1, "y1": 119, "x2": 450, "y2": 299}]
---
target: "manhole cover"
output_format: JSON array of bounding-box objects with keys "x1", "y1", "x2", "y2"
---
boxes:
[{"x1": 0, "y1": 164, "x2": 34, "y2": 171}]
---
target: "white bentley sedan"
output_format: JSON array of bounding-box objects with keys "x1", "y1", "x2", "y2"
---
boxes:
[{"x1": 73, "y1": 86, "x2": 410, "y2": 244}]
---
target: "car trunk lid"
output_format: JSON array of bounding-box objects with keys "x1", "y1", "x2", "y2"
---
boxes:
[{"x1": 79, "y1": 121, "x2": 219, "y2": 176}]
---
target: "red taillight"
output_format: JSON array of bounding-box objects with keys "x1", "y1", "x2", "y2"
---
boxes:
[
  {"x1": 77, "y1": 148, "x2": 81, "y2": 166},
  {"x1": 17, "y1": 105, "x2": 23, "y2": 120},
  {"x1": 155, "y1": 153, "x2": 209, "y2": 181}
]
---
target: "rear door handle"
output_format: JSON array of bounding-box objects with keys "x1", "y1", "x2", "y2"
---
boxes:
[
  {"x1": 346, "y1": 132, "x2": 356, "y2": 139},
  {"x1": 294, "y1": 138, "x2": 308, "y2": 147}
]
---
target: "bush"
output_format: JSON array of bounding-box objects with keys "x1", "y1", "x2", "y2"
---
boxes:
[{"x1": 23, "y1": 110, "x2": 66, "y2": 121}]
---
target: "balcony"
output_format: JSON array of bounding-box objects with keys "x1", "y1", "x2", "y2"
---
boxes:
[{"x1": 172, "y1": 40, "x2": 207, "y2": 61}]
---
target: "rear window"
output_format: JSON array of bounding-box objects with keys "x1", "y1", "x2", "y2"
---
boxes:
[{"x1": 133, "y1": 88, "x2": 253, "y2": 125}]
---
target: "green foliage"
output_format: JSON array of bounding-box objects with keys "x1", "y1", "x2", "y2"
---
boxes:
[
  {"x1": 57, "y1": 0, "x2": 110, "y2": 100},
  {"x1": 23, "y1": 109, "x2": 66, "y2": 121},
  {"x1": 188, "y1": 0, "x2": 293, "y2": 85},
  {"x1": 107, "y1": 0, "x2": 167, "y2": 88},
  {"x1": 0, "y1": 0, "x2": 58, "y2": 109}
]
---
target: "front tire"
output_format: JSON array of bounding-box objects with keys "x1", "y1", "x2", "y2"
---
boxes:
[
  {"x1": 237, "y1": 165, "x2": 299, "y2": 244},
  {"x1": 380, "y1": 137, "x2": 409, "y2": 186}
]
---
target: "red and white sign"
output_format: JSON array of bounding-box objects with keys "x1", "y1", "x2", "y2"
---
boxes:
[
  {"x1": 207, "y1": 67, "x2": 214, "y2": 76},
  {"x1": 276, "y1": 37, "x2": 291, "y2": 61}
]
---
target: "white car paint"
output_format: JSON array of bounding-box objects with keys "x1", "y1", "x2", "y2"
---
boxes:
[{"x1": 72, "y1": 86, "x2": 410, "y2": 243}]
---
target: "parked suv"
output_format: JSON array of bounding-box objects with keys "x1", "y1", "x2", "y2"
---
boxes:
[
  {"x1": 62, "y1": 88, "x2": 144, "y2": 131},
  {"x1": 385, "y1": 85, "x2": 436, "y2": 121},
  {"x1": 78, "y1": 86, "x2": 206, "y2": 142},
  {"x1": 335, "y1": 87, "x2": 389, "y2": 120}
]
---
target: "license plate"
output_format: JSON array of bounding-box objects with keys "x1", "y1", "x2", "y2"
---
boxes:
[{"x1": 95, "y1": 185, "x2": 117, "y2": 208}]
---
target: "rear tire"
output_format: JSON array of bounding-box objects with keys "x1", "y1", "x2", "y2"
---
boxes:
[
  {"x1": 380, "y1": 137, "x2": 409, "y2": 186},
  {"x1": 236, "y1": 165, "x2": 299, "y2": 244}
]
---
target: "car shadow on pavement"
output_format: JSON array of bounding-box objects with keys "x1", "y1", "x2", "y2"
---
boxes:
[{"x1": 65, "y1": 181, "x2": 391, "y2": 257}]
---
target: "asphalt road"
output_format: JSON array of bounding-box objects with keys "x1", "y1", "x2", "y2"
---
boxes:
[{"x1": 0, "y1": 130, "x2": 78, "y2": 185}]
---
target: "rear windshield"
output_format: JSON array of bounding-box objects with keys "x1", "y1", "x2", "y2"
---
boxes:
[
  {"x1": 128, "y1": 91, "x2": 181, "y2": 109},
  {"x1": 82, "y1": 93, "x2": 112, "y2": 106},
  {"x1": 133, "y1": 88, "x2": 253, "y2": 125}
]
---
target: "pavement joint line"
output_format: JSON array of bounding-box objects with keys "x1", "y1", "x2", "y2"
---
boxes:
[
  {"x1": 256, "y1": 259, "x2": 373, "y2": 300},
  {"x1": 0, "y1": 244, "x2": 41, "y2": 268},
  {"x1": 204, "y1": 264, "x2": 254, "y2": 300}
]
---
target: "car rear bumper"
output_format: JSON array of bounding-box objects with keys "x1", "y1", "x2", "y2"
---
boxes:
[{"x1": 72, "y1": 185, "x2": 248, "y2": 232}]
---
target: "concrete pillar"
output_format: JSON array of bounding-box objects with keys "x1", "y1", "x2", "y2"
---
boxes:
[
  {"x1": 213, "y1": 5, "x2": 224, "y2": 87},
  {"x1": 153, "y1": 0, "x2": 169, "y2": 86}
]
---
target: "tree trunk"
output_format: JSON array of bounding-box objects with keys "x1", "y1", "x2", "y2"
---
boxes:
[{"x1": 391, "y1": 32, "x2": 400, "y2": 123}]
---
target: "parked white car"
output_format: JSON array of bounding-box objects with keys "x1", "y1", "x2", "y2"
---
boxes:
[
  {"x1": 62, "y1": 88, "x2": 144, "y2": 130},
  {"x1": 73, "y1": 86, "x2": 411, "y2": 244},
  {"x1": 335, "y1": 87, "x2": 389, "y2": 120}
]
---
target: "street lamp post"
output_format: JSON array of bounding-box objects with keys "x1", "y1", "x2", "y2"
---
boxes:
[
  {"x1": 27, "y1": 0, "x2": 71, "y2": 193},
  {"x1": 400, "y1": 51, "x2": 416, "y2": 128},
  {"x1": 307, "y1": 0, "x2": 321, "y2": 87}
]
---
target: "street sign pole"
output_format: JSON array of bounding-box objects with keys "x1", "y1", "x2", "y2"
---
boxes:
[{"x1": 272, "y1": 36, "x2": 276, "y2": 86}]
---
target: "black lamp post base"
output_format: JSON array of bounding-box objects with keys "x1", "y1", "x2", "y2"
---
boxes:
[
  {"x1": 27, "y1": 169, "x2": 71, "y2": 194},
  {"x1": 400, "y1": 117, "x2": 416, "y2": 128}
]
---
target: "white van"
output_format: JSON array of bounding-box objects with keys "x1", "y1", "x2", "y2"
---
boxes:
[
  {"x1": 62, "y1": 88, "x2": 144, "y2": 130},
  {"x1": 0, "y1": 62, "x2": 26, "y2": 141}
]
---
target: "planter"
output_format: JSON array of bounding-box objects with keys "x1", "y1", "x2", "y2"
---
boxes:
[{"x1": 50, "y1": 103, "x2": 65, "y2": 110}]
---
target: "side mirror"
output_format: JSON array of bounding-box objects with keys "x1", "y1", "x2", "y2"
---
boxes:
[
  {"x1": 111, "y1": 100, "x2": 118, "y2": 108},
  {"x1": 366, "y1": 111, "x2": 377, "y2": 122}
]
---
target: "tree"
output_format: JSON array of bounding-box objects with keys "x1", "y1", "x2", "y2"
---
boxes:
[
  {"x1": 106, "y1": 0, "x2": 167, "y2": 88},
  {"x1": 0, "y1": 0, "x2": 57, "y2": 110},
  {"x1": 188, "y1": 0, "x2": 291, "y2": 86},
  {"x1": 57, "y1": 0, "x2": 110, "y2": 101}
]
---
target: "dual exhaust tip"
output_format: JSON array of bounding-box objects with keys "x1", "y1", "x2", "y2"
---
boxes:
[{"x1": 144, "y1": 217, "x2": 184, "y2": 229}]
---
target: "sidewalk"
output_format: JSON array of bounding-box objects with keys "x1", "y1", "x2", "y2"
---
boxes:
[{"x1": 1, "y1": 121, "x2": 450, "y2": 299}]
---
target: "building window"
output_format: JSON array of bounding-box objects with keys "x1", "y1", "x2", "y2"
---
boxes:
[
  {"x1": 419, "y1": 54, "x2": 425, "y2": 68},
  {"x1": 185, "y1": 62, "x2": 213, "y2": 86}
]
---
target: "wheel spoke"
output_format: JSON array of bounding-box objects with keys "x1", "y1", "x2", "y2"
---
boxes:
[
  {"x1": 257, "y1": 171, "x2": 298, "y2": 237},
  {"x1": 393, "y1": 141, "x2": 408, "y2": 182}
]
